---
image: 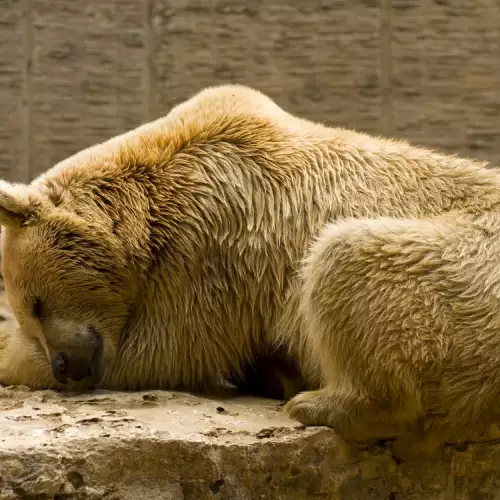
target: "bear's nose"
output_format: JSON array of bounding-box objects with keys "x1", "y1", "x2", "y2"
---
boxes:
[
  {"x1": 51, "y1": 352, "x2": 69, "y2": 384},
  {"x1": 51, "y1": 328, "x2": 104, "y2": 384}
]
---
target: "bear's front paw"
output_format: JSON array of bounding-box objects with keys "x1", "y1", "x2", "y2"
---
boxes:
[{"x1": 284, "y1": 389, "x2": 333, "y2": 427}]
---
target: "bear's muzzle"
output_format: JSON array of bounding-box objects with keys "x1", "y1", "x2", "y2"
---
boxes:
[{"x1": 50, "y1": 326, "x2": 103, "y2": 385}]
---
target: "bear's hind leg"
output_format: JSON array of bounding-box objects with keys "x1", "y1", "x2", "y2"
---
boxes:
[{"x1": 289, "y1": 214, "x2": 500, "y2": 444}]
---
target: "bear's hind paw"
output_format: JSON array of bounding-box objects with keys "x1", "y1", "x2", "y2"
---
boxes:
[{"x1": 284, "y1": 389, "x2": 334, "y2": 427}]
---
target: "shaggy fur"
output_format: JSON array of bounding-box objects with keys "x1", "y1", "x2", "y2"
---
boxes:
[{"x1": 1, "y1": 84, "x2": 500, "y2": 453}]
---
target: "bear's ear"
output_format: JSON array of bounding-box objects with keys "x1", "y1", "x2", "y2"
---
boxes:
[{"x1": 0, "y1": 180, "x2": 40, "y2": 227}]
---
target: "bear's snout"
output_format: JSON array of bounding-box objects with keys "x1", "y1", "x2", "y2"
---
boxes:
[{"x1": 50, "y1": 327, "x2": 103, "y2": 385}]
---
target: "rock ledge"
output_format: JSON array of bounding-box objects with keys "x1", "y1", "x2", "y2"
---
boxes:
[{"x1": 1, "y1": 387, "x2": 500, "y2": 499}]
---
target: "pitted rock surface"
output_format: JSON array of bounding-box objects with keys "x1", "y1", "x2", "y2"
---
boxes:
[{"x1": 1, "y1": 387, "x2": 500, "y2": 499}]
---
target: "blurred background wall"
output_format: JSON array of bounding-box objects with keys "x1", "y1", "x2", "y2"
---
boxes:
[{"x1": 1, "y1": 0, "x2": 499, "y2": 183}]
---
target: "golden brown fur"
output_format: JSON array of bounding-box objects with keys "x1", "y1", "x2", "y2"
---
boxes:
[{"x1": 1, "y1": 84, "x2": 500, "y2": 454}]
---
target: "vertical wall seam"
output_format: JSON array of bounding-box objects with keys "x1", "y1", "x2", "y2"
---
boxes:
[
  {"x1": 379, "y1": 0, "x2": 394, "y2": 137},
  {"x1": 21, "y1": 0, "x2": 34, "y2": 182},
  {"x1": 143, "y1": 0, "x2": 157, "y2": 122}
]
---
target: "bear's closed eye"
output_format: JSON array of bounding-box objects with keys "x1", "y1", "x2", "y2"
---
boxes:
[{"x1": 32, "y1": 297, "x2": 44, "y2": 321}]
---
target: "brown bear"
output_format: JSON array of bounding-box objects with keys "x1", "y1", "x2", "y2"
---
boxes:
[{"x1": 1, "y1": 84, "x2": 500, "y2": 454}]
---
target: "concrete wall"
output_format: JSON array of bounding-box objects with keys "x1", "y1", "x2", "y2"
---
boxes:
[{"x1": 1, "y1": 0, "x2": 499, "y2": 182}]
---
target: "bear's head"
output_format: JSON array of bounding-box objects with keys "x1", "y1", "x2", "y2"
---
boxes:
[{"x1": 0, "y1": 180, "x2": 133, "y2": 390}]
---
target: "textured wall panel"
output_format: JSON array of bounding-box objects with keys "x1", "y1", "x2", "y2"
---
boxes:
[
  {"x1": 30, "y1": 0, "x2": 147, "y2": 178},
  {"x1": 1, "y1": 0, "x2": 499, "y2": 180},
  {"x1": 153, "y1": 0, "x2": 383, "y2": 134},
  {"x1": 463, "y1": 0, "x2": 500, "y2": 164},
  {"x1": 0, "y1": 0, "x2": 28, "y2": 181},
  {"x1": 391, "y1": 0, "x2": 500, "y2": 164}
]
